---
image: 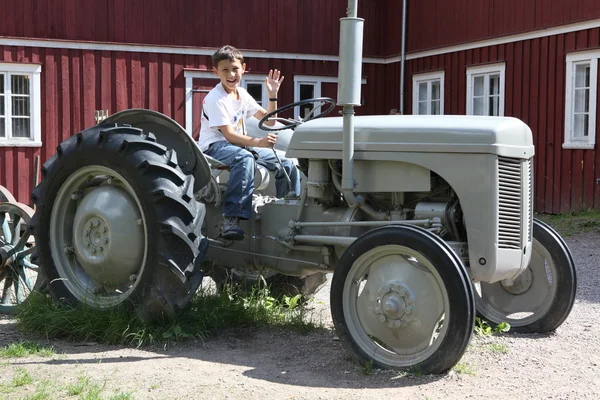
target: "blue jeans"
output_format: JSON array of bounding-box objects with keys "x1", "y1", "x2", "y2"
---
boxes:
[{"x1": 205, "y1": 141, "x2": 302, "y2": 219}]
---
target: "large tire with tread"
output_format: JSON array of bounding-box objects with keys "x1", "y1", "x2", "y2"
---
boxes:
[
  {"x1": 331, "y1": 225, "x2": 475, "y2": 375},
  {"x1": 30, "y1": 123, "x2": 208, "y2": 323},
  {"x1": 474, "y1": 218, "x2": 577, "y2": 333}
]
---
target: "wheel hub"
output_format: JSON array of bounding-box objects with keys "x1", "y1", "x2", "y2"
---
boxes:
[
  {"x1": 374, "y1": 281, "x2": 415, "y2": 328},
  {"x1": 72, "y1": 185, "x2": 144, "y2": 288},
  {"x1": 501, "y1": 268, "x2": 533, "y2": 295}
]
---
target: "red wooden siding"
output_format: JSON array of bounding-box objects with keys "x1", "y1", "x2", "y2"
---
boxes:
[
  {"x1": 406, "y1": 27, "x2": 600, "y2": 213},
  {"x1": 0, "y1": 46, "x2": 386, "y2": 205},
  {"x1": 384, "y1": 0, "x2": 600, "y2": 56},
  {"x1": 0, "y1": 0, "x2": 388, "y2": 58}
]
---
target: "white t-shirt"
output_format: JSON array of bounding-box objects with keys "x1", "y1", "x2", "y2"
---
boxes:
[{"x1": 197, "y1": 83, "x2": 262, "y2": 152}]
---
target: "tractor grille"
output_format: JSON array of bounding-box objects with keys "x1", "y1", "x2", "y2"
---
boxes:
[
  {"x1": 527, "y1": 158, "x2": 533, "y2": 242},
  {"x1": 498, "y1": 157, "x2": 527, "y2": 250}
]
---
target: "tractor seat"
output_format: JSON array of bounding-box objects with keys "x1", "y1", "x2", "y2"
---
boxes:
[
  {"x1": 202, "y1": 152, "x2": 273, "y2": 192},
  {"x1": 204, "y1": 154, "x2": 229, "y2": 170}
]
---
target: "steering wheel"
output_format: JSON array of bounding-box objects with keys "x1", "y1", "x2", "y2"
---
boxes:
[{"x1": 258, "y1": 97, "x2": 337, "y2": 132}]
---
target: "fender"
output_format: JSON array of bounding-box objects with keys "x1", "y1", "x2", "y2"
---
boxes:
[{"x1": 103, "y1": 109, "x2": 211, "y2": 193}]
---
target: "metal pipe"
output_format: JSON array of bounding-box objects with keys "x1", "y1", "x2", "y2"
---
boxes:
[
  {"x1": 399, "y1": 0, "x2": 408, "y2": 114},
  {"x1": 292, "y1": 219, "x2": 435, "y2": 228},
  {"x1": 347, "y1": 0, "x2": 358, "y2": 17},
  {"x1": 207, "y1": 244, "x2": 331, "y2": 271},
  {"x1": 331, "y1": 169, "x2": 387, "y2": 220},
  {"x1": 294, "y1": 235, "x2": 357, "y2": 247}
]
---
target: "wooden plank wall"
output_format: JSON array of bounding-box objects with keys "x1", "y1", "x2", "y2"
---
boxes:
[
  {"x1": 0, "y1": 0, "x2": 387, "y2": 58},
  {"x1": 406, "y1": 28, "x2": 600, "y2": 213},
  {"x1": 385, "y1": 0, "x2": 600, "y2": 56}
]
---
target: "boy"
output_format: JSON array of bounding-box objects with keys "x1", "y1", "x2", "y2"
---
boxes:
[{"x1": 198, "y1": 45, "x2": 301, "y2": 241}]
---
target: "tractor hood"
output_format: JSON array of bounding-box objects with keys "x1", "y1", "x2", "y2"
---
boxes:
[{"x1": 286, "y1": 115, "x2": 535, "y2": 159}]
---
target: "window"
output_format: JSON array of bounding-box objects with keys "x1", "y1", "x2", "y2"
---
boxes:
[
  {"x1": 0, "y1": 63, "x2": 42, "y2": 147},
  {"x1": 466, "y1": 63, "x2": 505, "y2": 117},
  {"x1": 412, "y1": 71, "x2": 444, "y2": 115},
  {"x1": 293, "y1": 75, "x2": 367, "y2": 119},
  {"x1": 564, "y1": 51, "x2": 598, "y2": 149},
  {"x1": 241, "y1": 78, "x2": 267, "y2": 108}
]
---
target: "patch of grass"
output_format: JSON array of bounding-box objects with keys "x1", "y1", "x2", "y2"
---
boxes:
[
  {"x1": 537, "y1": 209, "x2": 600, "y2": 237},
  {"x1": 360, "y1": 360, "x2": 374, "y2": 375},
  {"x1": 488, "y1": 343, "x2": 509, "y2": 354},
  {"x1": 23, "y1": 379, "x2": 55, "y2": 400},
  {"x1": 15, "y1": 280, "x2": 321, "y2": 348},
  {"x1": 0, "y1": 340, "x2": 55, "y2": 358},
  {"x1": 66, "y1": 374, "x2": 91, "y2": 396},
  {"x1": 12, "y1": 367, "x2": 33, "y2": 387},
  {"x1": 474, "y1": 317, "x2": 510, "y2": 336},
  {"x1": 452, "y1": 361, "x2": 476, "y2": 376}
]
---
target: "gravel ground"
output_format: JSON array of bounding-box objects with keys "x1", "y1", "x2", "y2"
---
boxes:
[{"x1": 0, "y1": 232, "x2": 598, "y2": 400}]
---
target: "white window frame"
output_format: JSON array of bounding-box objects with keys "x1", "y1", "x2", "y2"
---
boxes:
[
  {"x1": 293, "y1": 75, "x2": 367, "y2": 119},
  {"x1": 563, "y1": 50, "x2": 599, "y2": 149},
  {"x1": 0, "y1": 63, "x2": 42, "y2": 147},
  {"x1": 466, "y1": 63, "x2": 506, "y2": 117},
  {"x1": 241, "y1": 77, "x2": 268, "y2": 108},
  {"x1": 412, "y1": 71, "x2": 445, "y2": 115}
]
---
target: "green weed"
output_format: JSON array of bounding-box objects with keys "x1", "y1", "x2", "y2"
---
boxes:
[
  {"x1": 474, "y1": 317, "x2": 510, "y2": 336},
  {"x1": 537, "y1": 209, "x2": 600, "y2": 237},
  {"x1": 452, "y1": 361, "x2": 476, "y2": 376},
  {"x1": 15, "y1": 280, "x2": 321, "y2": 349},
  {"x1": 0, "y1": 341, "x2": 55, "y2": 358}
]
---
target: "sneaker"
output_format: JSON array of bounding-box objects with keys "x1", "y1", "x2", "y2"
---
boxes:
[{"x1": 221, "y1": 216, "x2": 244, "y2": 241}]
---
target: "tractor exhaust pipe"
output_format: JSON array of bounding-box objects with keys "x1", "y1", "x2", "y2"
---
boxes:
[{"x1": 337, "y1": 0, "x2": 364, "y2": 208}]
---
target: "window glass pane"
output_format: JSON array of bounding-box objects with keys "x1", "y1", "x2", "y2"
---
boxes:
[
  {"x1": 574, "y1": 88, "x2": 589, "y2": 113},
  {"x1": 0, "y1": 74, "x2": 4, "y2": 94},
  {"x1": 432, "y1": 100, "x2": 440, "y2": 115},
  {"x1": 11, "y1": 75, "x2": 30, "y2": 95},
  {"x1": 246, "y1": 83, "x2": 262, "y2": 103},
  {"x1": 12, "y1": 118, "x2": 30, "y2": 138},
  {"x1": 431, "y1": 81, "x2": 440, "y2": 100},
  {"x1": 418, "y1": 101, "x2": 427, "y2": 115},
  {"x1": 473, "y1": 76, "x2": 484, "y2": 96},
  {"x1": 418, "y1": 82, "x2": 428, "y2": 101},
  {"x1": 0, "y1": 118, "x2": 4, "y2": 137},
  {"x1": 573, "y1": 114, "x2": 590, "y2": 138},
  {"x1": 299, "y1": 84, "x2": 315, "y2": 118},
  {"x1": 0, "y1": 95, "x2": 4, "y2": 116},
  {"x1": 489, "y1": 95, "x2": 500, "y2": 116},
  {"x1": 473, "y1": 97, "x2": 485, "y2": 115},
  {"x1": 489, "y1": 74, "x2": 500, "y2": 95},
  {"x1": 12, "y1": 96, "x2": 30, "y2": 116},
  {"x1": 575, "y1": 64, "x2": 591, "y2": 88}
]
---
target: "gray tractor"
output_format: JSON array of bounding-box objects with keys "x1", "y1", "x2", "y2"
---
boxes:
[{"x1": 24, "y1": 0, "x2": 576, "y2": 375}]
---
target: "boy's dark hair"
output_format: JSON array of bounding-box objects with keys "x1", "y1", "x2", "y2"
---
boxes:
[{"x1": 212, "y1": 45, "x2": 244, "y2": 67}]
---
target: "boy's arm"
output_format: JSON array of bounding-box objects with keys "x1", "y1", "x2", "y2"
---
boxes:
[
  {"x1": 253, "y1": 69, "x2": 284, "y2": 126},
  {"x1": 217, "y1": 124, "x2": 276, "y2": 148}
]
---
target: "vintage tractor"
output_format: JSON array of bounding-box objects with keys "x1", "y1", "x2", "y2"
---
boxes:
[{"x1": 23, "y1": 0, "x2": 576, "y2": 375}]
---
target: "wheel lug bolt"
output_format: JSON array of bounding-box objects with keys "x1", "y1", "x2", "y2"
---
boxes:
[
  {"x1": 378, "y1": 315, "x2": 386, "y2": 323},
  {"x1": 137, "y1": 219, "x2": 143, "y2": 225},
  {"x1": 405, "y1": 306, "x2": 413, "y2": 314},
  {"x1": 394, "y1": 320, "x2": 402, "y2": 328},
  {"x1": 398, "y1": 289, "x2": 406, "y2": 297}
]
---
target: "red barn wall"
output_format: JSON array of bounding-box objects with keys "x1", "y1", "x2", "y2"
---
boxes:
[
  {"x1": 405, "y1": 27, "x2": 600, "y2": 213},
  {"x1": 0, "y1": 0, "x2": 389, "y2": 58},
  {"x1": 385, "y1": 0, "x2": 600, "y2": 56}
]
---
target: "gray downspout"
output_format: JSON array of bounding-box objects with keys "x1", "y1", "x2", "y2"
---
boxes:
[{"x1": 400, "y1": 0, "x2": 408, "y2": 114}]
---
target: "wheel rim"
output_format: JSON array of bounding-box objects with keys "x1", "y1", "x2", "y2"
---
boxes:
[
  {"x1": 342, "y1": 244, "x2": 449, "y2": 367},
  {"x1": 475, "y1": 236, "x2": 555, "y2": 326},
  {"x1": 0, "y1": 185, "x2": 16, "y2": 203},
  {"x1": 49, "y1": 166, "x2": 147, "y2": 308},
  {"x1": 0, "y1": 202, "x2": 38, "y2": 312}
]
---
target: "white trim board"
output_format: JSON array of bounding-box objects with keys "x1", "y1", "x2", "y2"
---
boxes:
[{"x1": 3, "y1": 17, "x2": 600, "y2": 66}]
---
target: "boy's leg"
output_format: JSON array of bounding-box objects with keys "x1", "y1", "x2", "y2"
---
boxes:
[
  {"x1": 253, "y1": 147, "x2": 301, "y2": 198},
  {"x1": 205, "y1": 141, "x2": 256, "y2": 239}
]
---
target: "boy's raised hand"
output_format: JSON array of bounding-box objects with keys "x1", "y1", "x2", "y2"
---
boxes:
[{"x1": 265, "y1": 69, "x2": 284, "y2": 96}]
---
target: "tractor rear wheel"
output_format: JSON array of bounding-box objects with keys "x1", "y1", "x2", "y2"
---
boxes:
[{"x1": 31, "y1": 123, "x2": 208, "y2": 323}]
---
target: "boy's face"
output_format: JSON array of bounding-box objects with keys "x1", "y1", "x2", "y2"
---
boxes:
[{"x1": 213, "y1": 59, "x2": 246, "y2": 94}]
